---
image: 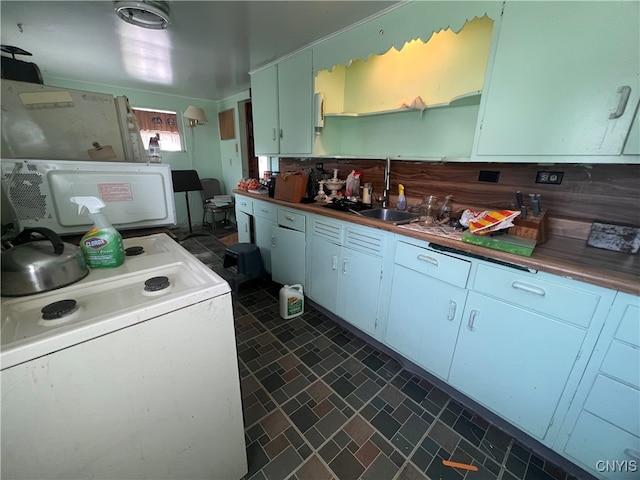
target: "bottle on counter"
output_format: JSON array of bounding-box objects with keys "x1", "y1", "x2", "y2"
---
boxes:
[
  {"x1": 362, "y1": 183, "x2": 372, "y2": 205},
  {"x1": 438, "y1": 195, "x2": 453, "y2": 221},
  {"x1": 148, "y1": 135, "x2": 162, "y2": 163},
  {"x1": 396, "y1": 184, "x2": 406, "y2": 211}
]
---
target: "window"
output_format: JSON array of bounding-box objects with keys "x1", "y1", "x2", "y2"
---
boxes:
[
  {"x1": 132, "y1": 108, "x2": 183, "y2": 152},
  {"x1": 258, "y1": 156, "x2": 279, "y2": 179}
]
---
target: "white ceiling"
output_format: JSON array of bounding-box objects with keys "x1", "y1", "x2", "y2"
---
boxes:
[{"x1": 1, "y1": 0, "x2": 401, "y2": 101}]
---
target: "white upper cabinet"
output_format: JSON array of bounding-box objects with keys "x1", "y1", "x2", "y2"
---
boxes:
[
  {"x1": 277, "y1": 52, "x2": 313, "y2": 155},
  {"x1": 623, "y1": 106, "x2": 639, "y2": 155},
  {"x1": 250, "y1": 50, "x2": 313, "y2": 156},
  {"x1": 473, "y1": 1, "x2": 640, "y2": 161},
  {"x1": 250, "y1": 65, "x2": 279, "y2": 155}
]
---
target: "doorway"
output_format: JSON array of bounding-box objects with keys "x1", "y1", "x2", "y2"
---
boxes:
[{"x1": 244, "y1": 100, "x2": 259, "y2": 179}]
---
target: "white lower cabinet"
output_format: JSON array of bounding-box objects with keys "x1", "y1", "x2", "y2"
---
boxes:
[
  {"x1": 308, "y1": 217, "x2": 388, "y2": 338},
  {"x1": 450, "y1": 290, "x2": 586, "y2": 441},
  {"x1": 308, "y1": 232, "x2": 341, "y2": 313},
  {"x1": 270, "y1": 208, "x2": 306, "y2": 286},
  {"x1": 385, "y1": 241, "x2": 470, "y2": 381},
  {"x1": 338, "y1": 245, "x2": 383, "y2": 337},
  {"x1": 236, "y1": 211, "x2": 251, "y2": 244},
  {"x1": 556, "y1": 292, "x2": 640, "y2": 480},
  {"x1": 253, "y1": 199, "x2": 278, "y2": 274},
  {"x1": 235, "y1": 197, "x2": 253, "y2": 244},
  {"x1": 448, "y1": 263, "x2": 615, "y2": 444}
]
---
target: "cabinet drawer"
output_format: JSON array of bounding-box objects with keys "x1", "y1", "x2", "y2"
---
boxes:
[
  {"x1": 278, "y1": 209, "x2": 306, "y2": 232},
  {"x1": 584, "y1": 374, "x2": 640, "y2": 437},
  {"x1": 253, "y1": 200, "x2": 278, "y2": 222},
  {"x1": 601, "y1": 340, "x2": 640, "y2": 389},
  {"x1": 472, "y1": 264, "x2": 600, "y2": 328},
  {"x1": 565, "y1": 410, "x2": 640, "y2": 479},
  {"x1": 395, "y1": 241, "x2": 470, "y2": 289},
  {"x1": 236, "y1": 197, "x2": 253, "y2": 215}
]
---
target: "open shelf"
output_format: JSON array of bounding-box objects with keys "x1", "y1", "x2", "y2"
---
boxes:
[{"x1": 324, "y1": 91, "x2": 481, "y2": 118}]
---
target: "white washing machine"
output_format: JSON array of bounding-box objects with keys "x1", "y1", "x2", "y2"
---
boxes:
[{"x1": 1, "y1": 234, "x2": 248, "y2": 480}]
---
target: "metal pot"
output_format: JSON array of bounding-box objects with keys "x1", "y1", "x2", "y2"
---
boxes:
[{"x1": 1, "y1": 227, "x2": 89, "y2": 297}]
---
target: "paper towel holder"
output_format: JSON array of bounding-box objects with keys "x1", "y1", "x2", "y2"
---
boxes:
[{"x1": 314, "y1": 93, "x2": 324, "y2": 135}]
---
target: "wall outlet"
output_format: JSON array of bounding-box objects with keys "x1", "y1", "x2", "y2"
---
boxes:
[
  {"x1": 316, "y1": 162, "x2": 324, "y2": 170},
  {"x1": 478, "y1": 170, "x2": 500, "y2": 182},
  {"x1": 536, "y1": 171, "x2": 564, "y2": 184}
]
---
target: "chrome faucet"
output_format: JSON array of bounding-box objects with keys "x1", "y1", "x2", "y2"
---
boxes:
[{"x1": 377, "y1": 157, "x2": 391, "y2": 208}]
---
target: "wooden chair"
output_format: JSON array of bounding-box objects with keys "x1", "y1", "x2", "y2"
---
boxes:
[{"x1": 200, "y1": 178, "x2": 234, "y2": 233}]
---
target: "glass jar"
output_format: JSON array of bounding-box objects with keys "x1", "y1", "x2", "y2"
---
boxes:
[
  {"x1": 420, "y1": 195, "x2": 439, "y2": 226},
  {"x1": 438, "y1": 195, "x2": 453, "y2": 221}
]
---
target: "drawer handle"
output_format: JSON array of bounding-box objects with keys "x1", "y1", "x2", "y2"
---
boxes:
[
  {"x1": 342, "y1": 259, "x2": 348, "y2": 275},
  {"x1": 610, "y1": 85, "x2": 631, "y2": 119},
  {"x1": 417, "y1": 254, "x2": 438, "y2": 266},
  {"x1": 511, "y1": 281, "x2": 546, "y2": 297},
  {"x1": 332, "y1": 255, "x2": 338, "y2": 270},
  {"x1": 447, "y1": 300, "x2": 457, "y2": 321},
  {"x1": 624, "y1": 448, "x2": 640, "y2": 461},
  {"x1": 271, "y1": 236, "x2": 276, "y2": 248},
  {"x1": 285, "y1": 214, "x2": 295, "y2": 221},
  {"x1": 241, "y1": 201, "x2": 247, "y2": 206},
  {"x1": 272, "y1": 128, "x2": 277, "y2": 141},
  {"x1": 467, "y1": 310, "x2": 478, "y2": 331},
  {"x1": 260, "y1": 208, "x2": 269, "y2": 213}
]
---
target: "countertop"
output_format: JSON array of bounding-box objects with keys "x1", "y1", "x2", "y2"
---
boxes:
[{"x1": 234, "y1": 190, "x2": 640, "y2": 296}]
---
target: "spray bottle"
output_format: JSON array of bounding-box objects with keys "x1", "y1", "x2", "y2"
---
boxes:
[
  {"x1": 70, "y1": 196, "x2": 125, "y2": 268},
  {"x1": 396, "y1": 184, "x2": 406, "y2": 211}
]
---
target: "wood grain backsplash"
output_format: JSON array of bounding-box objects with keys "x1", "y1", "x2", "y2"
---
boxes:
[{"x1": 279, "y1": 158, "x2": 640, "y2": 226}]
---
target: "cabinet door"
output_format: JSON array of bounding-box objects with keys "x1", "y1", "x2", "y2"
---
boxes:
[
  {"x1": 337, "y1": 248, "x2": 382, "y2": 337},
  {"x1": 386, "y1": 265, "x2": 467, "y2": 381},
  {"x1": 251, "y1": 65, "x2": 279, "y2": 155},
  {"x1": 270, "y1": 226, "x2": 305, "y2": 286},
  {"x1": 236, "y1": 211, "x2": 252, "y2": 244},
  {"x1": 450, "y1": 291, "x2": 585, "y2": 440},
  {"x1": 308, "y1": 235, "x2": 340, "y2": 314},
  {"x1": 277, "y1": 50, "x2": 313, "y2": 155},
  {"x1": 254, "y1": 216, "x2": 275, "y2": 274},
  {"x1": 556, "y1": 292, "x2": 640, "y2": 479},
  {"x1": 623, "y1": 104, "x2": 640, "y2": 155},
  {"x1": 476, "y1": 1, "x2": 640, "y2": 157}
]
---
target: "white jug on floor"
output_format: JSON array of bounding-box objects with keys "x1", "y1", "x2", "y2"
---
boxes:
[{"x1": 279, "y1": 284, "x2": 304, "y2": 319}]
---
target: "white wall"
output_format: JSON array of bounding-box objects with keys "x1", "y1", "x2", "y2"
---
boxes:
[{"x1": 217, "y1": 90, "x2": 251, "y2": 197}]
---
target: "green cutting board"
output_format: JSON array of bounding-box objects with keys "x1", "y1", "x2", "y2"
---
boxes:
[{"x1": 462, "y1": 232, "x2": 537, "y2": 257}]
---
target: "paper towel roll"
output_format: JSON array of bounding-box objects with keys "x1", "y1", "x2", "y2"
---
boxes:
[{"x1": 314, "y1": 93, "x2": 324, "y2": 134}]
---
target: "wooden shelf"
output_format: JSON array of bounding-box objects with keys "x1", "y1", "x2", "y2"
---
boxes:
[{"x1": 324, "y1": 91, "x2": 481, "y2": 118}]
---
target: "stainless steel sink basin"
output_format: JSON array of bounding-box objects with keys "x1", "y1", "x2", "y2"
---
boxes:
[{"x1": 356, "y1": 208, "x2": 419, "y2": 225}]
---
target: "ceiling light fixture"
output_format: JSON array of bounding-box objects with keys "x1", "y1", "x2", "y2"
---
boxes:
[
  {"x1": 114, "y1": 1, "x2": 171, "y2": 30},
  {"x1": 184, "y1": 106, "x2": 208, "y2": 128}
]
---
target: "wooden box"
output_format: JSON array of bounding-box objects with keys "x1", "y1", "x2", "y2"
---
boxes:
[
  {"x1": 510, "y1": 209, "x2": 549, "y2": 244},
  {"x1": 274, "y1": 173, "x2": 308, "y2": 203}
]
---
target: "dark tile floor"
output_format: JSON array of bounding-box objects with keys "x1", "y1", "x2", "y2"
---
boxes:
[{"x1": 179, "y1": 230, "x2": 580, "y2": 480}]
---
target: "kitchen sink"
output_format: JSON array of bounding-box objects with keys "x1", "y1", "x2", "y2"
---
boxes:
[{"x1": 356, "y1": 208, "x2": 419, "y2": 225}]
